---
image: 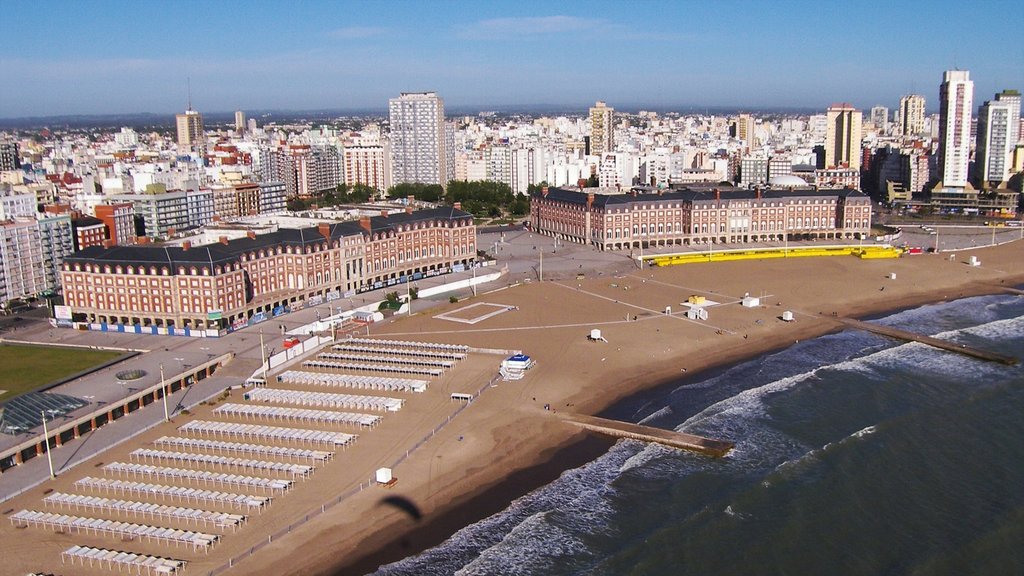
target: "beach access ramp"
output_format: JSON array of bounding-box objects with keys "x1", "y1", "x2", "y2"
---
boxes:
[{"x1": 559, "y1": 413, "x2": 734, "y2": 457}]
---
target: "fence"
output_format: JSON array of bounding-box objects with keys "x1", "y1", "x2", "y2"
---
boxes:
[{"x1": 206, "y1": 371, "x2": 502, "y2": 575}]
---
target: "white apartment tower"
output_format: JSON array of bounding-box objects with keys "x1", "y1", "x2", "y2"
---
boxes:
[
  {"x1": 899, "y1": 94, "x2": 926, "y2": 136},
  {"x1": 825, "y1": 103, "x2": 862, "y2": 171},
  {"x1": 870, "y1": 106, "x2": 889, "y2": 131},
  {"x1": 976, "y1": 90, "x2": 1020, "y2": 185},
  {"x1": 938, "y1": 70, "x2": 974, "y2": 188},
  {"x1": 996, "y1": 90, "x2": 1021, "y2": 145},
  {"x1": 389, "y1": 92, "x2": 447, "y2": 186},
  {"x1": 589, "y1": 101, "x2": 614, "y2": 157}
]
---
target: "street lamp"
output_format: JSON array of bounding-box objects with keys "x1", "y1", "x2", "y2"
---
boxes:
[
  {"x1": 160, "y1": 363, "x2": 169, "y2": 422},
  {"x1": 40, "y1": 410, "x2": 56, "y2": 479}
]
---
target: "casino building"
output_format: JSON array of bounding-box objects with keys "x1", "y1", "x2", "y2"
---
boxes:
[
  {"x1": 528, "y1": 183, "x2": 872, "y2": 251},
  {"x1": 59, "y1": 206, "x2": 476, "y2": 331}
]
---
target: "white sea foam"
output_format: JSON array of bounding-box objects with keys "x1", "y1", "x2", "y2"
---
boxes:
[
  {"x1": 639, "y1": 404, "x2": 674, "y2": 425},
  {"x1": 375, "y1": 298, "x2": 1024, "y2": 575}
]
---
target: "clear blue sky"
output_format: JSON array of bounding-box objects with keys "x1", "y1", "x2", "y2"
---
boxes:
[{"x1": 2, "y1": 0, "x2": 1022, "y2": 118}]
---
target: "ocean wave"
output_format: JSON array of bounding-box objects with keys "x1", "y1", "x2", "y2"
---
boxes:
[
  {"x1": 376, "y1": 296, "x2": 1024, "y2": 575},
  {"x1": 373, "y1": 442, "x2": 635, "y2": 576}
]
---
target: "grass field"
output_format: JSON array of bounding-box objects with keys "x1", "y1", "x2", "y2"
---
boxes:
[{"x1": 0, "y1": 344, "x2": 123, "y2": 402}]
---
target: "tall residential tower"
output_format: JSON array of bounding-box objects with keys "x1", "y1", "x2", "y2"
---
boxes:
[
  {"x1": 824, "y1": 103, "x2": 862, "y2": 170},
  {"x1": 938, "y1": 70, "x2": 974, "y2": 188},
  {"x1": 389, "y1": 92, "x2": 447, "y2": 187},
  {"x1": 898, "y1": 94, "x2": 926, "y2": 136},
  {"x1": 976, "y1": 89, "x2": 1021, "y2": 185},
  {"x1": 589, "y1": 101, "x2": 614, "y2": 157},
  {"x1": 175, "y1": 108, "x2": 205, "y2": 155}
]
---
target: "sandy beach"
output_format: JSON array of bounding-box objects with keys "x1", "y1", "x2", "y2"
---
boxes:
[
  {"x1": 254, "y1": 242, "x2": 1024, "y2": 576},
  {"x1": 2, "y1": 242, "x2": 1022, "y2": 576}
]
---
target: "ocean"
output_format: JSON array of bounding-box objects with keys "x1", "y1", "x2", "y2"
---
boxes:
[{"x1": 372, "y1": 294, "x2": 1024, "y2": 576}]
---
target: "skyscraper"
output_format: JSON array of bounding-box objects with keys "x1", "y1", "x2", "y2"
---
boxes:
[
  {"x1": 0, "y1": 141, "x2": 19, "y2": 171},
  {"x1": 938, "y1": 70, "x2": 974, "y2": 188},
  {"x1": 898, "y1": 94, "x2": 926, "y2": 136},
  {"x1": 589, "y1": 101, "x2": 614, "y2": 157},
  {"x1": 175, "y1": 108, "x2": 205, "y2": 154},
  {"x1": 975, "y1": 89, "x2": 1020, "y2": 185},
  {"x1": 870, "y1": 106, "x2": 889, "y2": 132},
  {"x1": 824, "y1": 103, "x2": 862, "y2": 171},
  {"x1": 235, "y1": 110, "x2": 246, "y2": 134},
  {"x1": 734, "y1": 113, "x2": 757, "y2": 151},
  {"x1": 389, "y1": 92, "x2": 447, "y2": 186},
  {"x1": 995, "y1": 89, "x2": 1021, "y2": 145}
]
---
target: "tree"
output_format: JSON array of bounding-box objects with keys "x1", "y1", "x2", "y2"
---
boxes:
[
  {"x1": 286, "y1": 196, "x2": 308, "y2": 211},
  {"x1": 526, "y1": 182, "x2": 549, "y2": 195},
  {"x1": 387, "y1": 182, "x2": 443, "y2": 203},
  {"x1": 587, "y1": 173, "x2": 599, "y2": 187}
]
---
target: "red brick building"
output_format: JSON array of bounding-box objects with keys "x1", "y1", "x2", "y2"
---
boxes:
[
  {"x1": 60, "y1": 206, "x2": 475, "y2": 330},
  {"x1": 529, "y1": 184, "x2": 872, "y2": 251}
]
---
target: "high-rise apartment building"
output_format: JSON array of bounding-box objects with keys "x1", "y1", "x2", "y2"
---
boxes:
[
  {"x1": 589, "y1": 101, "x2": 615, "y2": 157},
  {"x1": 343, "y1": 144, "x2": 392, "y2": 193},
  {"x1": 389, "y1": 92, "x2": 446, "y2": 186},
  {"x1": 234, "y1": 110, "x2": 246, "y2": 134},
  {"x1": 825, "y1": 103, "x2": 862, "y2": 171},
  {"x1": 976, "y1": 90, "x2": 1020, "y2": 184},
  {"x1": 0, "y1": 141, "x2": 19, "y2": 171},
  {"x1": 938, "y1": 70, "x2": 974, "y2": 188},
  {"x1": 0, "y1": 219, "x2": 44, "y2": 304},
  {"x1": 870, "y1": 106, "x2": 889, "y2": 131},
  {"x1": 899, "y1": 94, "x2": 926, "y2": 136},
  {"x1": 995, "y1": 89, "x2": 1021, "y2": 144},
  {"x1": 175, "y1": 108, "x2": 205, "y2": 154},
  {"x1": 734, "y1": 113, "x2": 757, "y2": 151}
]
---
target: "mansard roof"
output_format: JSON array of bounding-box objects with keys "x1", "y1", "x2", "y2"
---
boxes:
[{"x1": 63, "y1": 206, "x2": 475, "y2": 271}]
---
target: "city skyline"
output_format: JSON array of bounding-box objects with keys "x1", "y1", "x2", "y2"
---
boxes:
[{"x1": 2, "y1": 0, "x2": 1023, "y2": 119}]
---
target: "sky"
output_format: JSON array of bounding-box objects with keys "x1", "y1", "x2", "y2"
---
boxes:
[{"x1": 2, "y1": 0, "x2": 1022, "y2": 118}]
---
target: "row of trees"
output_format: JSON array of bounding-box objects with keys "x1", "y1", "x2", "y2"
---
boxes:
[
  {"x1": 284, "y1": 179, "x2": 541, "y2": 221},
  {"x1": 386, "y1": 181, "x2": 531, "y2": 219},
  {"x1": 287, "y1": 183, "x2": 380, "y2": 211}
]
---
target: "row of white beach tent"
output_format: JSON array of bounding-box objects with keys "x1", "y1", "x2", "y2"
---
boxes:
[
  {"x1": 154, "y1": 436, "x2": 332, "y2": 464},
  {"x1": 214, "y1": 403, "x2": 381, "y2": 429},
  {"x1": 103, "y1": 462, "x2": 292, "y2": 494},
  {"x1": 332, "y1": 343, "x2": 467, "y2": 361},
  {"x1": 130, "y1": 448, "x2": 315, "y2": 479},
  {"x1": 244, "y1": 387, "x2": 404, "y2": 413},
  {"x1": 303, "y1": 358, "x2": 443, "y2": 377},
  {"x1": 345, "y1": 337, "x2": 469, "y2": 353},
  {"x1": 318, "y1": 351, "x2": 455, "y2": 369},
  {"x1": 62, "y1": 545, "x2": 185, "y2": 575},
  {"x1": 180, "y1": 420, "x2": 358, "y2": 449},
  {"x1": 44, "y1": 492, "x2": 247, "y2": 531},
  {"x1": 75, "y1": 477, "x2": 270, "y2": 512},
  {"x1": 277, "y1": 370, "x2": 428, "y2": 393},
  {"x1": 10, "y1": 510, "x2": 218, "y2": 551}
]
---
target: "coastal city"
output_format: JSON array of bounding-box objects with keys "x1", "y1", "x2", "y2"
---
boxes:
[{"x1": 2, "y1": 3, "x2": 1024, "y2": 576}]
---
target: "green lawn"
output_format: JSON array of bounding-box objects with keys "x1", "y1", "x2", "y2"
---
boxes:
[{"x1": 0, "y1": 344, "x2": 123, "y2": 402}]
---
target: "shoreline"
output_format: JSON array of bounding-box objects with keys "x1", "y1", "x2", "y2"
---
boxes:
[
  {"x1": 309, "y1": 263, "x2": 1024, "y2": 575},
  {"x1": 5, "y1": 245, "x2": 1021, "y2": 576}
]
